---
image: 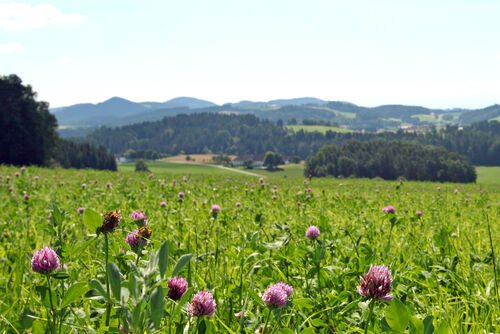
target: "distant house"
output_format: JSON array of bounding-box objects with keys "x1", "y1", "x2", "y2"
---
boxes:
[
  {"x1": 116, "y1": 155, "x2": 134, "y2": 164},
  {"x1": 232, "y1": 154, "x2": 265, "y2": 168}
]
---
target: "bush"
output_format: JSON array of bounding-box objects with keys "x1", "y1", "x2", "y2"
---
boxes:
[{"x1": 135, "y1": 159, "x2": 150, "y2": 172}]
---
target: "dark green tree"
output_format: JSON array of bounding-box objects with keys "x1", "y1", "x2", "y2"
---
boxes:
[
  {"x1": 0, "y1": 74, "x2": 58, "y2": 165},
  {"x1": 135, "y1": 159, "x2": 150, "y2": 172}
]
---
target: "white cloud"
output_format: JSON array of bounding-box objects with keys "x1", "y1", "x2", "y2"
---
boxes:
[
  {"x1": 0, "y1": 42, "x2": 23, "y2": 53},
  {"x1": 0, "y1": 2, "x2": 86, "y2": 31}
]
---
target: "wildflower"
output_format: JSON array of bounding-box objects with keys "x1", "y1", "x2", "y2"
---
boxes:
[
  {"x1": 138, "y1": 225, "x2": 152, "y2": 239},
  {"x1": 357, "y1": 264, "x2": 393, "y2": 301},
  {"x1": 262, "y1": 284, "x2": 288, "y2": 308},
  {"x1": 31, "y1": 247, "x2": 60, "y2": 274},
  {"x1": 24, "y1": 194, "x2": 30, "y2": 200},
  {"x1": 100, "y1": 210, "x2": 122, "y2": 234},
  {"x1": 8, "y1": 187, "x2": 13, "y2": 192},
  {"x1": 183, "y1": 176, "x2": 187, "y2": 182},
  {"x1": 451, "y1": 232, "x2": 457, "y2": 238},
  {"x1": 305, "y1": 225, "x2": 320, "y2": 239},
  {"x1": 272, "y1": 195, "x2": 277, "y2": 200},
  {"x1": 172, "y1": 179, "x2": 177, "y2": 185},
  {"x1": 382, "y1": 205, "x2": 396, "y2": 214},
  {"x1": 20, "y1": 167, "x2": 26, "y2": 172},
  {"x1": 15, "y1": 172, "x2": 20, "y2": 177},
  {"x1": 106, "y1": 182, "x2": 111, "y2": 188},
  {"x1": 167, "y1": 277, "x2": 188, "y2": 301},
  {"x1": 187, "y1": 291, "x2": 216, "y2": 317},
  {"x1": 125, "y1": 229, "x2": 149, "y2": 252},
  {"x1": 211, "y1": 204, "x2": 220, "y2": 213},
  {"x1": 416, "y1": 210, "x2": 422, "y2": 217},
  {"x1": 235, "y1": 202, "x2": 241, "y2": 207},
  {"x1": 160, "y1": 182, "x2": 165, "y2": 187},
  {"x1": 81, "y1": 183, "x2": 86, "y2": 189},
  {"x1": 78, "y1": 207, "x2": 85, "y2": 214},
  {"x1": 306, "y1": 194, "x2": 311, "y2": 200},
  {"x1": 130, "y1": 210, "x2": 147, "y2": 226},
  {"x1": 178, "y1": 191, "x2": 185, "y2": 199},
  {"x1": 273, "y1": 282, "x2": 293, "y2": 297},
  {"x1": 437, "y1": 186, "x2": 441, "y2": 191},
  {"x1": 297, "y1": 201, "x2": 301, "y2": 206},
  {"x1": 454, "y1": 189, "x2": 459, "y2": 194},
  {"x1": 119, "y1": 324, "x2": 132, "y2": 334},
  {"x1": 160, "y1": 201, "x2": 167, "y2": 207},
  {"x1": 34, "y1": 175, "x2": 39, "y2": 180}
]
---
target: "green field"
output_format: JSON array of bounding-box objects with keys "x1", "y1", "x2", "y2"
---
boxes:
[
  {"x1": 118, "y1": 160, "x2": 246, "y2": 176},
  {"x1": 235, "y1": 163, "x2": 305, "y2": 178},
  {"x1": 286, "y1": 125, "x2": 355, "y2": 134},
  {"x1": 0, "y1": 165, "x2": 498, "y2": 333},
  {"x1": 476, "y1": 166, "x2": 500, "y2": 185}
]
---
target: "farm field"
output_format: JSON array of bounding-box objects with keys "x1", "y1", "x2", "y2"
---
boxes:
[
  {"x1": 286, "y1": 125, "x2": 356, "y2": 134},
  {"x1": 476, "y1": 166, "x2": 500, "y2": 185},
  {"x1": 118, "y1": 160, "x2": 245, "y2": 176},
  {"x1": 0, "y1": 165, "x2": 498, "y2": 333}
]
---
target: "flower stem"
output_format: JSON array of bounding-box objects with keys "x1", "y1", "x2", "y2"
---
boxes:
[
  {"x1": 46, "y1": 275, "x2": 56, "y2": 334},
  {"x1": 262, "y1": 309, "x2": 272, "y2": 334},
  {"x1": 364, "y1": 299, "x2": 375, "y2": 334},
  {"x1": 104, "y1": 233, "x2": 111, "y2": 333}
]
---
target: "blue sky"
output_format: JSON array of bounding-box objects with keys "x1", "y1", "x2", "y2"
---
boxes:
[{"x1": 1, "y1": 0, "x2": 499, "y2": 108}]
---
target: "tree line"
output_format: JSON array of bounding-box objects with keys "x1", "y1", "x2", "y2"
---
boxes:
[
  {"x1": 305, "y1": 139, "x2": 477, "y2": 183},
  {"x1": 86, "y1": 112, "x2": 500, "y2": 166},
  {"x1": 0, "y1": 74, "x2": 116, "y2": 170}
]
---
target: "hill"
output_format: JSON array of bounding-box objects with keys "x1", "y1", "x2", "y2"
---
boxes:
[{"x1": 53, "y1": 96, "x2": 500, "y2": 136}]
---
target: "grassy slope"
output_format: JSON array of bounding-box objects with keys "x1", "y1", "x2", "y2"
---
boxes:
[
  {"x1": 120, "y1": 161, "x2": 500, "y2": 185},
  {"x1": 118, "y1": 160, "x2": 243, "y2": 175},
  {"x1": 476, "y1": 166, "x2": 500, "y2": 185},
  {"x1": 286, "y1": 125, "x2": 355, "y2": 134}
]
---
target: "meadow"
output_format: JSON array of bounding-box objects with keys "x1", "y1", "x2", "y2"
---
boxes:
[
  {"x1": 0, "y1": 165, "x2": 498, "y2": 333},
  {"x1": 285, "y1": 125, "x2": 356, "y2": 134}
]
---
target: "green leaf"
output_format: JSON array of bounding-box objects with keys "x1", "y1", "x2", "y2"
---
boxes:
[
  {"x1": 159, "y1": 241, "x2": 169, "y2": 279},
  {"x1": 83, "y1": 209, "x2": 102, "y2": 232},
  {"x1": 409, "y1": 316, "x2": 424, "y2": 334},
  {"x1": 89, "y1": 279, "x2": 110, "y2": 302},
  {"x1": 277, "y1": 329, "x2": 294, "y2": 334},
  {"x1": 150, "y1": 285, "x2": 165, "y2": 329},
  {"x1": 435, "y1": 322, "x2": 449, "y2": 334},
  {"x1": 310, "y1": 318, "x2": 328, "y2": 327},
  {"x1": 385, "y1": 298, "x2": 410, "y2": 332},
  {"x1": 171, "y1": 254, "x2": 193, "y2": 277},
  {"x1": 52, "y1": 272, "x2": 70, "y2": 280},
  {"x1": 35, "y1": 285, "x2": 56, "y2": 308},
  {"x1": 299, "y1": 328, "x2": 316, "y2": 334},
  {"x1": 60, "y1": 282, "x2": 87, "y2": 308},
  {"x1": 247, "y1": 287, "x2": 264, "y2": 307},
  {"x1": 108, "y1": 262, "x2": 121, "y2": 301},
  {"x1": 423, "y1": 316, "x2": 434, "y2": 334}
]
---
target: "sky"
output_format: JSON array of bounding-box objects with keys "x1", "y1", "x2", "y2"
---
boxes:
[{"x1": 1, "y1": 0, "x2": 500, "y2": 109}]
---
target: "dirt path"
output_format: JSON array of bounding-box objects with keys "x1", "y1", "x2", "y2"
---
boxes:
[{"x1": 165, "y1": 160, "x2": 264, "y2": 177}]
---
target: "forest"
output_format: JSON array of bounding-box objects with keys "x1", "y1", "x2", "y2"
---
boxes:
[
  {"x1": 0, "y1": 74, "x2": 116, "y2": 170},
  {"x1": 304, "y1": 139, "x2": 477, "y2": 183},
  {"x1": 85, "y1": 113, "x2": 500, "y2": 166}
]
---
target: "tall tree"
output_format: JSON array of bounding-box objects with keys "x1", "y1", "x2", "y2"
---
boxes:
[{"x1": 0, "y1": 74, "x2": 58, "y2": 165}]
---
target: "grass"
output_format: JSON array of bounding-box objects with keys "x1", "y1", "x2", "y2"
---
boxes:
[
  {"x1": 476, "y1": 166, "x2": 500, "y2": 185},
  {"x1": 118, "y1": 160, "x2": 244, "y2": 175},
  {"x1": 0, "y1": 165, "x2": 498, "y2": 333},
  {"x1": 286, "y1": 125, "x2": 355, "y2": 134},
  {"x1": 234, "y1": 163, "x2": 305, "y2": 178}
]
